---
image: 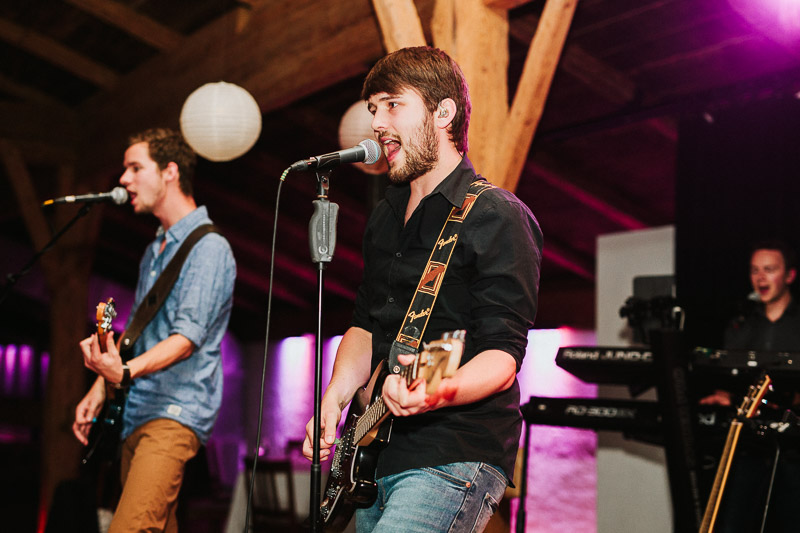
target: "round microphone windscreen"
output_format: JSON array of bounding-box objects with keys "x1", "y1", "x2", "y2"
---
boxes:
[
  {"x1": 359, "y1": 139, "x2": 382, "y2": 165},
  {"x1": 111, "y1": 187, "x2": 129, "y2": 205}
]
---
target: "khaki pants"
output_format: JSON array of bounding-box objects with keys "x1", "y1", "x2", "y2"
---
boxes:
[{"x1": 109, "y1": 418, "x2": 201, "y2": 533}]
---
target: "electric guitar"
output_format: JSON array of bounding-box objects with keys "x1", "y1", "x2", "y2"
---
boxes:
[
  {"x1": 82, "y1": 298, "x2": 127, "y2": 466},
  {"x1": 699, "y1": 373, "x2": 772, "y2": 532},
  {"x1": 319, "y1": 330, "x2": 465, "y2": 531}
]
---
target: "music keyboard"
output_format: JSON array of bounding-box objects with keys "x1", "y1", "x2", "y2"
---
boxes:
[
  {"x1": 555, "y1": 346, "x2": 654, "y2": 384},
  {"x1": 521, "y1": 396, "x2": 732, "y2": 435},
  {"x1": 556, "y1": 345, "x2": 800, "y2": 386},
  {"x1": 691, "y1": 347, "x2": 800, "y2": 378}
]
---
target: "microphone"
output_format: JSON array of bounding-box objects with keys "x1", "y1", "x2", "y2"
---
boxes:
[
  {"x1": 289, "y1": 139, "x2": 381, "y2": 172},
  {"x1": 42, "y1": 187, "x2": 129, "y2": 207}
]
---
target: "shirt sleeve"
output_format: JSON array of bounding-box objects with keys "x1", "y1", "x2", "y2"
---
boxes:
[
  {"x1": 169, "y1": 233, "x2": 237, "y2": 348},
  {"x1": 466, "y1": 190, "x2": 542, "y2": 370}
]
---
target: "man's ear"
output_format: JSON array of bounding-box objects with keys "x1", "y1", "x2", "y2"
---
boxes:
[
  {"x1": 162, "y1": 161, "x2": 180, "y2": 184},
  {"x1": 435, "y1": 98, "x2": 457, "y2": 129},
  {"x1": 787, "y1": 268, "x2": 796, "y2": 285}
]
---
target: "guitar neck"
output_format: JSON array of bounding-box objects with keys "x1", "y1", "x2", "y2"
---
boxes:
[
  {"x1": 353, "y1": 365, "x2": 415, "y2": 443},
  {"x1": 699, "y1": 420, "x2": 744, "y2": 532}
]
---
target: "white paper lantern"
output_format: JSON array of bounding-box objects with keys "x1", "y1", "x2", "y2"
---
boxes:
[
  {"x1": 338, "y1": 101, "x2": 388, "y2": 175},
  {"x1": 180, "y1": 82, "x2": 262, "y2": 162}
]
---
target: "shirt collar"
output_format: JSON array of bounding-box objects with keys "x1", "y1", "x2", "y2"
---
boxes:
[
  {"x1": 384, "y1": 156, "x2": 481, "y2": 219},
  {"x1": 155, "y1": 205, "x2": 210, "y2": 244},
  {"x1": 754, "y1": 295, "x2": 798, "y2": 321}
]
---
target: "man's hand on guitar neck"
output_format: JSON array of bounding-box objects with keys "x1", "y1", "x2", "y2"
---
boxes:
[
  {"x1": 80, "y1": 332, "x2": 126, "y2": 386},
  {"x1": 382, "y1": 353, "x2": 458, "y2": 416}
]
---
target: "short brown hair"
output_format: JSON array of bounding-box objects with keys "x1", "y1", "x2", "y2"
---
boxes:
[
  {"x1": 751, "y1": 239, "x2": 797, "y2": 271},
  {"x1": 361, "y1": 46, "x2": 471, "y2": 153},
  {"x1": 128, "y1": 128, "x2": 196, "y2": 196}
]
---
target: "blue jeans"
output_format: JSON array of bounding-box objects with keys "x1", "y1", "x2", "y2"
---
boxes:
[{"x1": 355, "y1": 462, "x2": 507, "y2": 533}]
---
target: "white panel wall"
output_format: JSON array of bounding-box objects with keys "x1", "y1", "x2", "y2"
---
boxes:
[{"x1": 596, "y1": 226, "x2": 675, "y2": 533}]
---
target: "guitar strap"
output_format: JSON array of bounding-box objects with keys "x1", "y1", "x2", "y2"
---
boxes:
[
  {"x1": 118, "y1": 224, "x2": 220, "y2": 359},
  {"x1": 387, "y1": 180, "x2": 494, "y2": 372}
]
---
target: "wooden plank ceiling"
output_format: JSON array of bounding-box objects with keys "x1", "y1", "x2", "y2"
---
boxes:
[{"x1": 3, "y1": 0, "x2": 800, "y2": 340}]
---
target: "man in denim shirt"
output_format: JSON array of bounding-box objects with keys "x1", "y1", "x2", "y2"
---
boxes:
[{"x1": 72, "y1": 128, "x2": 236, "y2": 532}]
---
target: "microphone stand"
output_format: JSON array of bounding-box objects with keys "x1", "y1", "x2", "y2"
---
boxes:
[
  {"x1": 516, "y1": 419, "x2": 531, "y2": 533},
  {"x1": 308, "y1": 169, "x2": 339, "y2": 532},
  {"x1": 0, "y1": 203, "x2": 94, "y2": 306}
]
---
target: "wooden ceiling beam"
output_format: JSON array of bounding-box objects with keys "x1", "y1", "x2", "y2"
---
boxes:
[
  {"x1": 80, "y1": 0, "x2": 433, "y2": 178},
  {"x1": 510, "y1": 11, "x2": 678, "y2": 141},
  {"x1": 64, "y1": 0, "x2": 184, "y2": 51},
  {"x1": 0, "y1": 140, "x2": 53, "y2": 256},
  {"x1": 0, "y1": 74, "x2": 67, "y2": 108},
  {"x1": 0, "y1": 17, "x2": 118, "y2": 89},
  {"x1": 485, "y1": 0, "x2": 534, "y2": 8},
  {"x1": 436, "y1": 0, "x2": 510, "y2": 181},
  {"x1": 495, "y1": 0, "x2": 578, "y2": 192},
  {"x1": 511, "y1": 10, "x2": 635, "y2": 105},
  {"x1": 371, "y1": 0, "x2": 427, "y2": 52},
  {"x1": 0, "y1": 102, "x2": 78, "y2": 149}
]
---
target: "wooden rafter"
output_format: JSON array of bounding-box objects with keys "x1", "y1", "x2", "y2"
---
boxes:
[
  {"x1": 0, "y1": 74, "x2": 66, "y2": 108},
  {"x1": 496, "y1": 0, "x2": 578, "y2": 192},
  {"x1": 510, "y1": 10, "x2": 678, "y2": 143},
  {"x1": 0, "y1": 17, "x2": 118, "y2": 89},
  {"x1": 0, "y1": 140, "x2": 53, "y2": 256},
  {"x1": 65, "y1": 0, "x2": 184, "y2": 51},
  {"x1": 371, "y1": 0, "x2": 427, "y2": 52},
  {"x1": 485, "y1": 0, "x2": 534, "y2": 8},
  {"x1": 79, "y1": 0, "x2": 430, "y2": 177},
  {"x1": 1, "y1": 139, "x2": 97, "y2": 519},
  {"x1": 0, "y1": 102, "x2": 78, "y2": 151}
]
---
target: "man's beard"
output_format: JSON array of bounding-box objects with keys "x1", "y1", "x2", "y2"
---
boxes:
[{"x1": 387, "y1": 113, "x2": 439, "y2": 185}]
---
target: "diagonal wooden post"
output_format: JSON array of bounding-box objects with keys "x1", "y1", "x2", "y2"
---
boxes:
[{"x1": 496, "y1": 0, "x2": 579, "y2": 191}]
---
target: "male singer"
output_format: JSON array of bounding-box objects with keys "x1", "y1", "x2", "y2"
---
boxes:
[
  {"x1": 303, "y1": 47, "x2": 542, "y2": 532},
  {"x1": 72, "y1": 128, "x2": 236, "y2": 533}
]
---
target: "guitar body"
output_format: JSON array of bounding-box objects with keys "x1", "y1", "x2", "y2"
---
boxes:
[
  {"x1": 321, "y1": 362, "x2": 392, "y2": 532},
  {"x1": 82, "y1": 387, "x2": 127, "y2": 466},
  {"x1": 319, "y1": 330, "x2": 465, "y2": 531},
  {"x1": 81, "y1": 298, "x2": 128, "y2": 467}
]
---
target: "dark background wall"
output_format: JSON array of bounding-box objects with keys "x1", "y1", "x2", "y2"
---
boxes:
[{"x1": 676, "y1": 94, "x2": 800, "y2": 349}]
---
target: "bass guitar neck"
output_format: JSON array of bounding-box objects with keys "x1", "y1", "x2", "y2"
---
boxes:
[{"x1": 699, "y1": 373, "x2": 772, "y2": 532}]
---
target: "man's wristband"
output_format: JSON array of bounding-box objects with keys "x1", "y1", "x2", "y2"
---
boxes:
[{"x1": 114, "y1": 364, "x2": 131, "y2": 389}]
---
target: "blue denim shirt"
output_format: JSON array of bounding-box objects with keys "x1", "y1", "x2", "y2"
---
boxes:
[{"x1": 122, "y1": 206, "x2": 236, "y2": 444}]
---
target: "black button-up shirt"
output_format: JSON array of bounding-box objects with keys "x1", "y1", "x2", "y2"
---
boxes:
[
  {"x1": 351, "y1": 157, "x2": 542, "y2": 480},
  {"x1": 724, "y1": 299, "x2": 800, "y2": 352}
]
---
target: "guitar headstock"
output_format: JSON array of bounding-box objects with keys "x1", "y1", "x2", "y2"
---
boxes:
[
  {"x1": 737, "y1": 373, "x2": 772, "y2": 419},
  {"x1": 95, "y1": 298, "x2": 117, "y2": 336},
  {"x1": 414, "y1": 330, "x2": 465, "y2": 394}
]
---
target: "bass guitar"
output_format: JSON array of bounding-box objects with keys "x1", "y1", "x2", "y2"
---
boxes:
[
  {"x1": 319, "y1": 330, "x2": 465, "y2": 531},
  {"x1": 699, "y1": 373, "x2": 772, "y2": 532},
  {"x1": 82, "y1": 298, "x2": 127, "y2": 466}
]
